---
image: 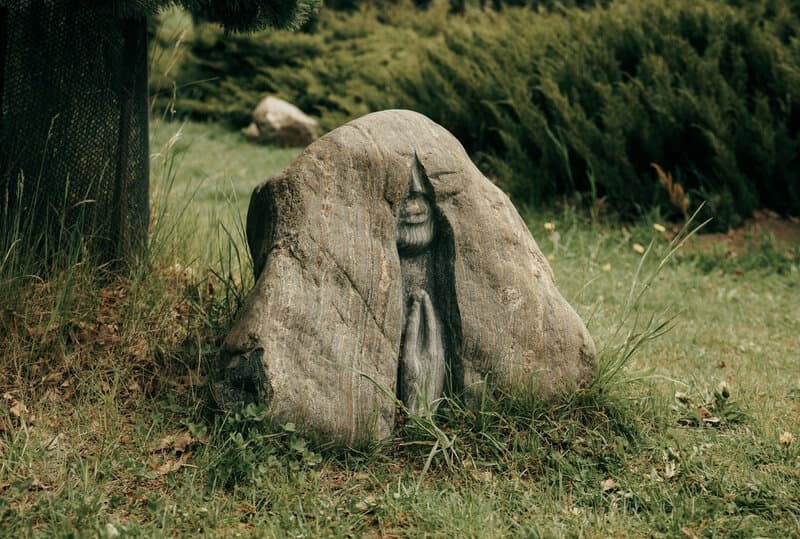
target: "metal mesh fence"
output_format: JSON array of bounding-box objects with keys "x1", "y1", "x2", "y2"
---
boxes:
[{"x1": 1, "y1": 1, "x2": 149, "y2": 265}]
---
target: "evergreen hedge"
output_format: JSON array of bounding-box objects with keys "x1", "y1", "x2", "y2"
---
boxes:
[{"x1": 163, "y1": 0, "x2": 800, "y2": 226}]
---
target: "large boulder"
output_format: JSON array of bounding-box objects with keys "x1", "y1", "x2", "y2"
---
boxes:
[
  {"x1": 242, "y1": 96, "x2": 320, "y2": 147},
  {"x1": 214, "y1": 110, "x2": 595, "y2": 445}
]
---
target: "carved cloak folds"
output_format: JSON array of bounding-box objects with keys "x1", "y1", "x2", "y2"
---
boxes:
[{"x1": 216, "y1": 110, "x2": 595, "y2": 444}]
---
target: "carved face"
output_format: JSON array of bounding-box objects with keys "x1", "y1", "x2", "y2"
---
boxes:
[{"x1": 397, "y1": 165, "x2": 434, "y2": 254}]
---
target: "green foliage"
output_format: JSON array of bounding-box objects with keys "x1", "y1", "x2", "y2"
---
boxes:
[
  {"x1": 208, "y1": 404, "x2": 323, "y2": 490},
  {"x1": 158, "y1": 3, "x2": 441, "y2": 130},
  {"x1": 181, "y1": 0, "x2": 321, "y2": 32},
  {"x1": 673, "y1": 383, "x2": 748, "y2": 428},
  {"x1": 403, "y1": 0, "x2": 800, "y2": 227},
  {"x1": 166, "y1": 0, "x2": 800, "y2": 228}
]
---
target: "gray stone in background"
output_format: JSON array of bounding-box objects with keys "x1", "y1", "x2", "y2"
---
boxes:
[
  {"x1": 242, "y1": 96, "x2": 320, "y2": 147},
  {"x1": 215, "y1": 109, "x2": 595, "y2": 444}
]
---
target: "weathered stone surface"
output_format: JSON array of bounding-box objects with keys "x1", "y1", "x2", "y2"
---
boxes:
[
  {"x1": 242, "y1": 96, "x2": 320, "y2": 147},
  {"x1": 215, "y1": 109, "x2": 595, "y2": 445}
]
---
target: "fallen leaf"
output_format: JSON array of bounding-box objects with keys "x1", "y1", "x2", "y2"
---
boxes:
[
  {"x1": 681, "y1": 526, "x2": 698, "y2": 539},
  {"x1": 153, "y1": 431, "x2": 202, "y2": 454},
  {"x1": 9, "y1": 398, "x2": 27, "y2": 419},
  {"x1": 697, "y1": 405, "x2": 713, "y2": 418},
  {"x1": 237, "y1": 501, "x2": 257, "y2": 516},
  {"x1": 354, "y1": 494, "x2": 377, "y2": 512},
  {"x1": 154, "y1": 434, "x2": 176, "y2": 453},
  {"x1": 470, "y1": 469, "x2": 493, "y2": 482},
  {"x1": 172, "y1": 431, "x2": 194, "y2": 454},
  {"x1": 40, "y1": 372, "x2": 63, "y2": 385},
  {"x1": 153, "y1": 452, "x2": 190, "y2": 475}
]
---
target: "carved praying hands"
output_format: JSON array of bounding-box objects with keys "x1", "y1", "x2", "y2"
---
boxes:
[{"x1": 400, "y1": 289, "x2": 446, "y2": 415}]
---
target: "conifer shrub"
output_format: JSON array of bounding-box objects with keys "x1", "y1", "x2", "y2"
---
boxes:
[
  {"x1": 165, "y1": 0, "x2": 800, "y2": 227},
  {"x1": 400, "y1": 0, "x2": 800, "y2": 226}
]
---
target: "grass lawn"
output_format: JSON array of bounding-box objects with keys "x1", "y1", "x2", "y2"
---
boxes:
[{"x1": 1, "y1": 120, "x2": 798, "y2": 537}]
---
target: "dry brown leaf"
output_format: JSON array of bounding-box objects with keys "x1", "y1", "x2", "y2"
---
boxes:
[
  {"x1": 153, "y1": 452, "x2": 190, "y2": 476},
  {"x1": 40, "y1": 372, "x2": 63, "y2": 385},
  {"x1": 130, "y1": 337, "x2": 149, "y2": 361},
  {"x1": 172, "y1": 431, "x2": 194, "y2": 453},
  {"x1": 681, "y1": 526, "x2": 698, "y2": 539},
  {"x1": 153, "y1": 431, "x2": 202, "y2": 454},
  {"x1": 9, "y1": 398, "x2": 28, "y2": 419},
  {"x1": 154, "y1": 433, "x2": 176, "y2": 453},
  {"x1": 470, "y1": 469, "x2": 493, "y2": 482},
  {"x1": 237, "y1": 501, "x2": 257, "y2": 516},
  {"x1": 697, "y1": 405, "x2": 721, "y2": 425},
  {"x1": 354, "y1": 494, "x2": 377, "y2": 512}
]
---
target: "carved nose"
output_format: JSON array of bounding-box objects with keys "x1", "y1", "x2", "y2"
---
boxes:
[{"x1": 406, "y1": 199, "x2": 423, "y2": 214}]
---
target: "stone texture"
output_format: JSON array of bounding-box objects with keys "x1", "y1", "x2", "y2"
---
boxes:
[
  {"x1": 215, "y1": 109, "x2": 595, "y2": 445},
  {"x1": 242, "y1": 96, "x2": 320, "y2": 147}
]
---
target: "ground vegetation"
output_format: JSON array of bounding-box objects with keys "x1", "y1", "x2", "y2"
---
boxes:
[{"x1": 1, "y1": 121, "x2": 797, "y2": 536}]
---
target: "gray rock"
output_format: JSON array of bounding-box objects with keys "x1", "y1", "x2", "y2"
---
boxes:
[
  {"x1": 242, "y1": 96, "x2": 319, "y2": 147},
  {"x1": 215, "y1": 109, "x2": 595, "y2": 445}
]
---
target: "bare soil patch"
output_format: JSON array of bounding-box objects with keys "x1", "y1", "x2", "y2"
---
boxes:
[{"x1": 684, "y1": 210, "x2": 800, "y2": 255}]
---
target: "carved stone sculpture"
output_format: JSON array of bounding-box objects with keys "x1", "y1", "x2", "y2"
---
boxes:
[
  {"x1": 242, "y1": 96, "x2": 320, "y2": 147},
  {"x1": 397, "y1": 160, "x2": 448, "y2": 416},
  {"x1": 214, "y1": 109, "x2": 595, "y2": 445}
]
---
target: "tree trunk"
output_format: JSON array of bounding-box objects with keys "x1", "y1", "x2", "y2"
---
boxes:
[{"x1": 1, "y1": 1, "x2": 149, "y2": 268}]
